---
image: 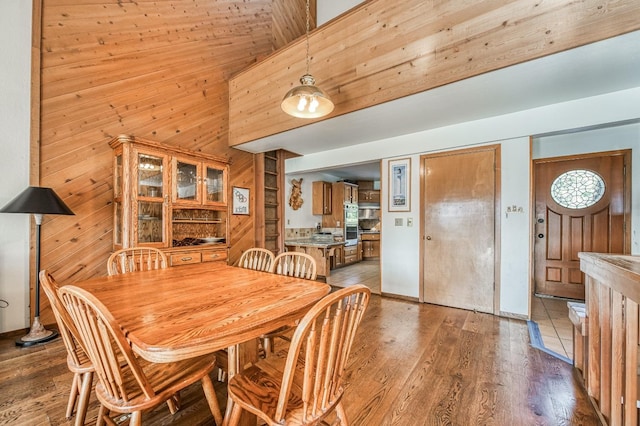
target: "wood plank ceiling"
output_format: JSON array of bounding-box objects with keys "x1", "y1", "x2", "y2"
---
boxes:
[
  {"x1": 32, "y1": 0, "x2": 307, "y2": 325},
  {"x1": 228, "y1": 0, "x2": 640, "y2": 148}
]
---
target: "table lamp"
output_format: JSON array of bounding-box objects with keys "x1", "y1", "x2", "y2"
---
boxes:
[{"x1": 1, "y1": 186, "x2": 75, "y2": 346}]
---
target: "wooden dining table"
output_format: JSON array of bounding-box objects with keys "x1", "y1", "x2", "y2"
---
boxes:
[{"x1": 69, "y1": 261, "x2": 330, "y2": 424}]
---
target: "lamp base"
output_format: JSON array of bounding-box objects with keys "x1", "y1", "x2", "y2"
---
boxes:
[{"x1": 15, "y1": 316, "x2": 59, "y2": 347}]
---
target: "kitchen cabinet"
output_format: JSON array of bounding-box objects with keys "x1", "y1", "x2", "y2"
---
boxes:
[
  {"x1": 284, "y1": 240, "x2": 343, "y2": 277},
  {"x1": 334, "y1": 182, "x2": 358, "y2": 203},
  {"x1": 344, "y1": 245, "x2": 359, "y2": 265},
  {"x1": 321, "y1": 181, "x2": 358, "y2": 228},
  {"x1": 312, "y1": 181, "x2": 332, "y2": 215},
  {"x1": 357, "y1": 180, "x2": 380, "y2": 204},
  {"x1": 361, "y1": 232, "x2": 380, "y2": 259},
  {"x1": 110, "y1": 135, "x2": 229, "y2": 264},
  {"x1": 358, "y1": 189, "x2": 380, "y2": 203},
  {"x1": 332, "y1": 244, "x2": 344, "y2": 268}
]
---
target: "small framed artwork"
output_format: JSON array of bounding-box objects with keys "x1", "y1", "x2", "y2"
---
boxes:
[
  {"x1": 388, "y1": 158, "x2": 410, "y2": 212},
  {"x1": 232, "y1": 186, "x2": 249, "y2": 215}
]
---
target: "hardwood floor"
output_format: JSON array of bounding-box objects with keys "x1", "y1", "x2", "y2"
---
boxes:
[{"x1": 0, "y1": 293, "x2": 598, "y2": 425}]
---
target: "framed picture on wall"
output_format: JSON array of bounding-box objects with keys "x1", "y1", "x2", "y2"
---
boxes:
[
  {"x1": 388, "y1": 158, "x2": 410, "y2": 212},
  {"x1": 232, "y1": 186, "x2": 249, "y2": 215}
]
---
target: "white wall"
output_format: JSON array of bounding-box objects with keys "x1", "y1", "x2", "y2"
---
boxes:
[
  {"x1": 317, "y1": 0, "x2": 364, "y2": 25},
  {"x1": 286, "y1": 89, "x2": 640, "y2": 317},
  {"x1": 0, "y1": 1, "x2": 32, "y2": 333},
  {"x1": 283, "y1": 172, "x2": 339, "y2": 229}
]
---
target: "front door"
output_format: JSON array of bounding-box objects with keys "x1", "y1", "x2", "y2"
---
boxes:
[
  {"x1": 422, "y1": 146, "x2": 498, "y2": 314},
  {"x1": 533, "y1": 151, "x2": 629, "y2": 300}
]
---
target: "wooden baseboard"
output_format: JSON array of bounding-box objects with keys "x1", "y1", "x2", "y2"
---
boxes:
[
  {"x1": 0, "y1": 327, "x2": 30, "y2": 339},
  {"x1": 499, "y1": 311, "x2": 528, "y2": 320},
  {"x1": 381, "y1": 292, "x2": 419, "y2": 303}
]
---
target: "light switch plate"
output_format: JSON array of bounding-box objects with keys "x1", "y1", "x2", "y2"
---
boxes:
[
  {"x1": 395, "y1": 218, "x2": 403, "y2": 226},
  {"x1": 407, "y1": 218, "x2": 413, "y2": 227}
]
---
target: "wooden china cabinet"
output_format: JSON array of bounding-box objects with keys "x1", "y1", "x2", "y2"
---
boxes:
[{"x1": 110, "y1": 135, "x2": 230, "y2": 266}]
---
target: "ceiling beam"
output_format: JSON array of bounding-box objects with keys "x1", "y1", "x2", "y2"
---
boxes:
[{"x1": 229, "y1": 0, "x2": 640, "y2": 149}]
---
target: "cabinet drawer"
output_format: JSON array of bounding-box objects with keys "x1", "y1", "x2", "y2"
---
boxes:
[
  {"x1": 360, "y1": 233, "x2": 380, "y2": 241},
  {"x1": 202, "y1": 249, "x2": 228, "y2": 263},
  {"x1": 344, "y1": 254, "x2": 358, "y2": 264},
  {"x1": 344, "y1": 246, "x2": 358, "y2": 256},
  {"x1": 170, "y1": 252, "x2": 202, "y2": 266}
]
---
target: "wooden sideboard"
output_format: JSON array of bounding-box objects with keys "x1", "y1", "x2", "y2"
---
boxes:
[{"x1": 110, "y1": 135, "x2": 230, "y2": 265}]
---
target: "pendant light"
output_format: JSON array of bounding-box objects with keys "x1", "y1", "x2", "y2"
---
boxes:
[{"x1": 281, "y1": 0, "x2": 334, "y2": 118}]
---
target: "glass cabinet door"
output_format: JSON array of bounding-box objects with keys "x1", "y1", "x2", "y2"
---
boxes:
[
  {"x1": 114, "y1": 201, "x2": 123, "y2": 246},
  {"x1": 114, "y1": 154, "x2": 123, "y2": 198},
  {"x1": 136, "y1": 150, "x2": 167, "y2": 246},
  {"x1": 138, "y1": 153, "x2": 164, "y2": 198},
  {"x1": 204, "y1": 164, "x2": 226, "y2": 205},
  {"x1": 137, "y1": 201, "x2": 164, "y2": 243},
  {"x1": 175, "y1": 159, "x2": 200, "y2": 203}
]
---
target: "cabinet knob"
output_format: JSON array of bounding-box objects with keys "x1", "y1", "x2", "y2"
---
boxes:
[{"x1": 426, "y1": 236, "x2": 432, "y2": 240}]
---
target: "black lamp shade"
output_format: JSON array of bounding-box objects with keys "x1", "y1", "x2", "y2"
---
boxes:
[{"x1": 0, "y1": 186, "x2": 74, "y2": 215}]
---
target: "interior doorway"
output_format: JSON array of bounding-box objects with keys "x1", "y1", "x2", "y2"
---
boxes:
[
  {"x1": 533, "y1": 150, "x2": 630, "y2": 300},
  {"x1": 421, "y1": 145, "x2": 500, "y2": 314}
]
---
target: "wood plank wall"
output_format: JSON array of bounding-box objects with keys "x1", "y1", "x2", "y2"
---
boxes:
[
  {"x1": 271, "y1": 0, "x2": 315, "y2": 51},
  {"x1": 31, "y1": 0, "x2": 306, "y2": 327},
  {"x1": 229, "y1": 0, "x2": 640, "y2": 148}
]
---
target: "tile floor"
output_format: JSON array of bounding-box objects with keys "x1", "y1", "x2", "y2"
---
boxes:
[
  {"x1": 326, "y1": 260, "x2": 573, "y2": 361},
  {"x1": 531, "y1": 295, "x2": 574, "y2": 360},
  {"x1": 326, "y1": 259, "x2": 381, "y2": 294}
]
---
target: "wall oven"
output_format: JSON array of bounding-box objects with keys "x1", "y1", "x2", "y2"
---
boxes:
[
  {"x1": 345, "y1": 225, "x2": 358, "y2": 246},
  {"x1": 344, "y1": 203, "x2": 358, "y2": 246}
]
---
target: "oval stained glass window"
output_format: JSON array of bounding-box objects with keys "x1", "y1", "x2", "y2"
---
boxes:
[{"x1": 550, "y1": 169, "x2": 605, "y2": 209}]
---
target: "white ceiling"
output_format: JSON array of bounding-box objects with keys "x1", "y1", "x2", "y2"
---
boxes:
[{"x1": 235, "y1": 30, "x2": 640, "y2": 180}]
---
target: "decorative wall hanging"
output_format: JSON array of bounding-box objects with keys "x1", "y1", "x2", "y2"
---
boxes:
[
  {"x1": 232, "y1": 187, "x2": 249, "y2": 215},
  {"x1": 289, "y1": 178, "x2": 304, "y2": 210},
  {"x1": 389, "y1": 158, "x2": 411, "y2": 212}
]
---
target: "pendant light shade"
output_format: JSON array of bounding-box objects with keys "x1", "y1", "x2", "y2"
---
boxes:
[
  {"x1": 281, "y1": 74, "x2": 334, "y2": 118},
  {"x1": 281, "y1": 0, "x2": 334, "y2": 119}
]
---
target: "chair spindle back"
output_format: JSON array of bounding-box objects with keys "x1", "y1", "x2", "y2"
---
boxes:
[
  {"x1": 271, "y1": 252, "x2": 317, "y2": 280},
  {"x1": 58, "y1": 285, "x2": 156, "y2": 403},
  {"x1": 237, "y1": 248, "x2": 274, "y2": 272},
  {"x1": 107, "y1": 247, "x2": 168, "y2": 275},
  {"x1": 275, "y1": 285, "x2": 370, "y2": 422}
]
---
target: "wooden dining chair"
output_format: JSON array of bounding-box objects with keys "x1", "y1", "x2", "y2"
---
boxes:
[
  {"x1": 270, "y1": 251, "x2": 317, "y2": 280},
  {"x1": 261, "y1": 252, "x2": 318, "y2": 355},
  {"x1": 39, "y1": 271, "x2": 94, "y2": 426},
  {"x1": 237, "y1": 247, "x2": 275, "y2": 272},
  {"x1": 58, "y1": 284, "x2": 223, "y2": 426},
  {"x1": 226, "y1": 285, "x2": 371, "y2": 426},
  {"x1": 107, "y1": 247, "x2": 168, "y2": 275}
]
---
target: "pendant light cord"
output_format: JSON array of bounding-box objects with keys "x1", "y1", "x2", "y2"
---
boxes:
[{"x1": 305, "y1": 0, "x2": 310, "y2": 76}]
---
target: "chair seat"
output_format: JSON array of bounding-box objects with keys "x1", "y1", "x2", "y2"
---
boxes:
[
  {"x1": 228, "y1": 364, "x2": 342, "y2": 425},
  {"x1": 96, "y1": 354, "x2": 218, "y2": 413}
]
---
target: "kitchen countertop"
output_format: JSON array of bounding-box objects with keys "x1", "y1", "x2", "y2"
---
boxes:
[{"x1": 285, "y1": 239, "x2": 345, "y2": 247}]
